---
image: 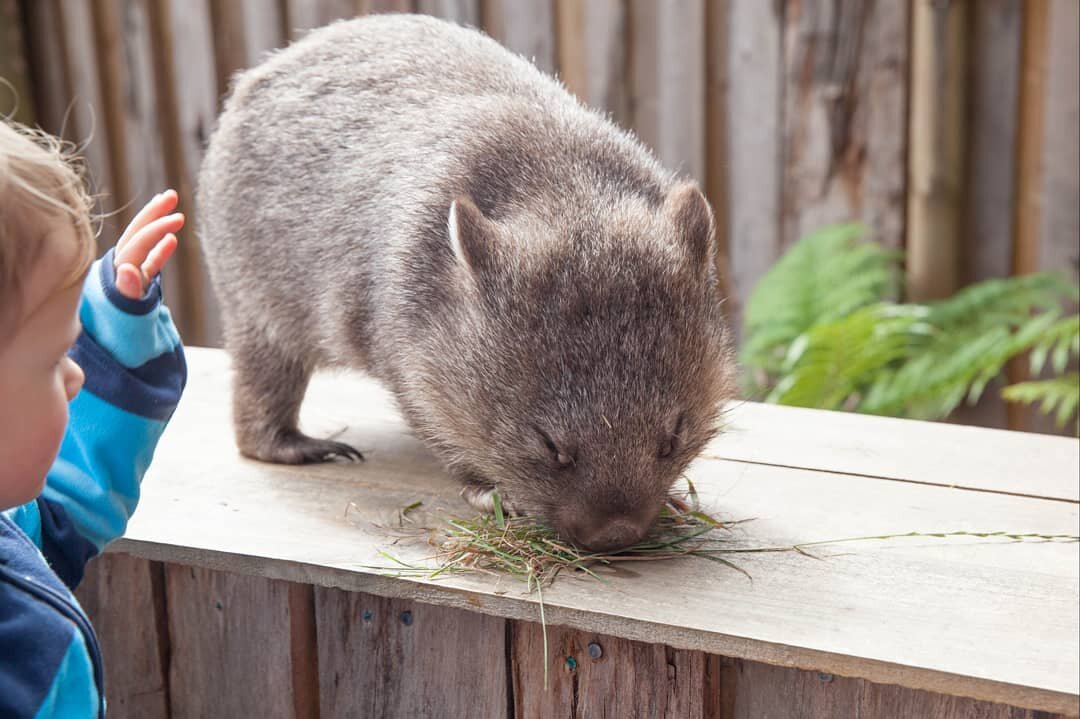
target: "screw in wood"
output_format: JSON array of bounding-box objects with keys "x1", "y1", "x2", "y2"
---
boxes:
[
  {"x1": 818, "y1": 673, "x2": 834, "y2": 683},
  {"x1": 362, "y1": 610, "x2": 373, "y2": 622},
  {"x1": 400, "y1": 610, "x2": 413, "y2": 626},
  {"x1": 565, "y1": 657, "x2": 577, "y2": 671},
  {"x1": 587, "y1": 642, "x2": 603, "y2": 659}
]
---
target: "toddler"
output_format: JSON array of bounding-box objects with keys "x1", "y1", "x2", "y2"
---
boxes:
[{"x1": 0, "y1": 120, "x2": 187, "y2": 718}]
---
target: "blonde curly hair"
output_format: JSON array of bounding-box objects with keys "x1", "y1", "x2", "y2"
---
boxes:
[{"x1": 0, "y1": 120, "x2": 97, "y2": 340}]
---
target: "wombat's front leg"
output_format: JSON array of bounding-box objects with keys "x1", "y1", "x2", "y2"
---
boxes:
[{"x1": 229, "y1": 333, "x2": 363, "y2": 464}]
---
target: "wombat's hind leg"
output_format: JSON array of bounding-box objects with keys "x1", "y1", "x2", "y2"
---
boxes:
[{"x1": 230, "y1": 336, "x2": 364, "y2": 464}]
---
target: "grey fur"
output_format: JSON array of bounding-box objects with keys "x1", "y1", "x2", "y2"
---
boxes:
[{"x1": 198, "y1": 14, "x2": 735, "y2": 551}]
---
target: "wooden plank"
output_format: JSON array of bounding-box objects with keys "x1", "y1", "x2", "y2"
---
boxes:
[
  {"x1": 511, "y1": 621, "x2": 711, "y2": 718},
  {"x1": 1037, "y1": 0, "x2": 1079, "y2": 285},
  {"x1": 724, "y1": 0, "x2": 783, "y2": 337},
  {"x1": 76, "y1": 553, "x2": 170, "y2": 719},
  {"x1": 209, "y1": 0, "x2": 287, "y2": 107},
  {"x1": 704, "y1": 0, "x2": 733, "y2": 312},
  {"x1": 966, "y1": 0, "x2": 1022, "y2": 284},
  {"x1": 109, "y1": 348, "x2": 1079, "y2": 715},
  {"x1": 628, "y1": 0, "x2": 706, "y2": 184},
  {"x1": 55, "y1": 0, "x2": 122, "y2": 250},
  {"x1": 20, "y1": 0, "x2": 70, "y2": 133},
  {"x1": 718, "y1": 658, "x2": 1073, "y2": 719},
  {"x1": 315, "y1": 586, "x2": 508, "y2": 717},
  {"x1": 91, "y1": 1, "x2": 188, "y2": 332},
  {"x1": 780, "y1": 0, "x2": 908, "y2": 252},
  {"x1": 284, "y1": 0, "x2": 360, "y2": 39},
  {"x1": 906, "y1": 0, "x2": 968, "y2": 302},
  {"x1": 415, "y1": 0, "x2": 479, "y2": 26},
  {"x1": 709, "y1": 401, "x2": 1080, "y2": 502},
  {"x1": 553, "y1": 0, "x2": 629, "y2": 123},
  {"x1": 481, "y1": 0, "x2": 556, "y2": 75},
  {"x1": 951, "y1": 0, "x2": 1022, "y2": 430},
  {"x1": 165, "y1": 564, "x2": 314, "y2": 718},
  {"x1": 0, "y1": 0, "x2": 36, "y2": 124},
  {"x1": 150, "y1": 0, "x2": 223, "y2": 347}
]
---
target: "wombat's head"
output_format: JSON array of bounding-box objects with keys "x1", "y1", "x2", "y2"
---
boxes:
[{"x1": 414, "y1": 183, "x2": 735, "y2": 552}]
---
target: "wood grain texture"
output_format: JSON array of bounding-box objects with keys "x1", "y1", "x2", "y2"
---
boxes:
[
  {"x1": 284, "y1": 0, "x2": 360, "y2": 38},
  {"x1": 511, "y1": 621, "x2": 711, "y2": 718},
  {"x1": 165, "y1": 564, "x2": 312, "y2": 718},
  {"x1": 780, "y1": 0, "x2": 908, "y2": 252},
  {"x1": 1037, "y1": 0, "x2": 1079, "y2": 284},
  {"x1": 906, "y1": 0, "x2": 968, "y2": 302},
  {"x1": 710, "y1": 401, "x2": 1080, "y2": 501},
  {"x1": 154, "y1": 0, "x2": 224, "y2": 347},
  {"x1": 416, "y1": 0, "x2": 479, "y2": 26},
  {"x1": 724, "y1": 0, "x2": 784, "y2": 336},
  {"x1": 717, "y1": 658, "x2": 1075, "y2": 719},
  {"x1": 315, "y1": 586, "x2": 508, "y2": 718},
  {"x1": 76, "y1": 553, "x2": 170, "y2": 719},
  {"x1": 481, "y1": 0, "x2": 556, "y2": 75},
  {"x1": 0, "y1": 0, "x2": 35, "y2": 124},
  {"x1": 553, "y1": 0, "x2": 629, "y2": 124},
  {"x1": 20, "y1": 0, "x2": 71, "y2": 131},
  {"x1": 109, "y1": 348, "x2": 1079, "y2": 715},
  {"x1": 628, "y1": 0, "x2": 706, "y2": 185}
]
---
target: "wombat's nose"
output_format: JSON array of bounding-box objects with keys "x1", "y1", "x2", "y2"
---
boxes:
[{"x1": 573, "y1": 519, "x2": 646, "y2": 553}]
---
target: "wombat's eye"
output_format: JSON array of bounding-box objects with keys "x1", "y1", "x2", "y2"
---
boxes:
[{"x1": 535, "y1": 426, "x2": 574, "y2": 468}]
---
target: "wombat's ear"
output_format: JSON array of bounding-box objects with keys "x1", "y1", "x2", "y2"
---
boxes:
[
  {"x1": 664, "y1": 183, "x2": 714, "y2": 273},
  {"x1": 448, "y1": 196, "x2": 498, "y2": 276}
]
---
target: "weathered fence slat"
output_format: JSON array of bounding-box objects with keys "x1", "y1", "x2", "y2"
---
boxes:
[
  {"x1": 511, "y1": 621, "x2": 713, "y2": 718},
  {"x1": 76, "y1": 553, "x2": 170, "y2": 719},
  {"x1": 314, "y1": 586, "x2": 509, "y2": 718},
  {"x1": 165, "y1": 565, "x2": 311, "y2": 719},
  {"x1": 779, "y1": 0, "x2": 908, "y2": 252}
]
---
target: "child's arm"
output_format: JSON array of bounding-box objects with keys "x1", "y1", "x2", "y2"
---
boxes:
[{"x1": 8, "y1": 191, "x2": 187, "y2": 588}]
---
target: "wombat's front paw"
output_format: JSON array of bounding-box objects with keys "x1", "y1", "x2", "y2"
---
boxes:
[
  {"x1": 241, "y1": 429, "x2": 364, "y2": 464},
  {"x1": 460, "y1": 483, "x2": 521, "y2": 517}
]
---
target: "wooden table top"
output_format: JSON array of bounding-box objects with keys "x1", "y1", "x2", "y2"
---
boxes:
[{"x1": 115, "y1": 347, "x2": 1080, "y2": 715}]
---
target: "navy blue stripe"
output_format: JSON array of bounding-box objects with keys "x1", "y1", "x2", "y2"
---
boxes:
[
  {"x1": 0, "y1": 516, "x2": 83, "y2": 718},
  {"x1": 68, "y1": 331, "x2": 187, "y2": 421},
  {"x1": 98, "y1": 247, "x2": 162, "y2": 316},
  {"x1": 36, "y1": 499, "x2": 99, "y2": 590}
]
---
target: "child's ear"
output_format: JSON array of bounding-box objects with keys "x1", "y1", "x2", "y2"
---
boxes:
[
  {"x1": 663, "y1": 182, "x2": 714, "y2": 275},
  {"x1": 448, "y1": 196, "x2": 499, "y2": 277}
]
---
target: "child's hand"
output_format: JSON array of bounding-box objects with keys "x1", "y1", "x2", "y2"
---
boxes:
[{"x1": 113, "y1": 189, "x2": 184, "y2": 300}]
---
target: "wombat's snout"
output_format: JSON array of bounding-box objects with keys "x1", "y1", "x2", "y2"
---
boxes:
[{"x1": 562, "y1": 507, "x2": 658, "y2": 553}]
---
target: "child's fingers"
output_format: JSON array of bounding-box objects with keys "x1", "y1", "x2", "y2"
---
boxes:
[
  {"x1": 140, "y1": 233, "x2": 178, "y2": 282},
  {"x1": 117, "y1": 190, "x2": 179, "y2": 252},
  {"x1": 115, "y1": 212, "x2": 184, "y2": 268},
  {"x1": 115, "y1": 263, "x2": 145, "y2": 300}
]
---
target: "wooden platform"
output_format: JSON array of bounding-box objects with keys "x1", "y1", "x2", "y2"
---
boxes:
[{"x1": 79, "y1": 347, "x2": 1080, "y2": 718}]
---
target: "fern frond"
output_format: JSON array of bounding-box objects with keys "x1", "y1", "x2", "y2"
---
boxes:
[
  {"x1": 1003, "y1": 374, "x2": 1080, "y2": 434},
  {"x1": 741, "y1": 224, "x2": 899, "y2": 373}
]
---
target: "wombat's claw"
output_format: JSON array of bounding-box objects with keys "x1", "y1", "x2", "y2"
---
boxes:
[
  {"x1": 460, "y1": 484, "x2": 521, "y2": 517},
  {"x1": 261, "y1": 430, "x2": 364, "y2": 464}
]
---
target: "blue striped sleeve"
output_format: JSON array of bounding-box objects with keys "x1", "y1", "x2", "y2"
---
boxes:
[{"x1": 36, "y1": 250, "x2": 186, "y2": 585}]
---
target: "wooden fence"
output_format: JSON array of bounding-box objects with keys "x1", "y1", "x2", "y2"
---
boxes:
[{"x1": 2, "y1": 0, "x2": 1078, "y2": 429}]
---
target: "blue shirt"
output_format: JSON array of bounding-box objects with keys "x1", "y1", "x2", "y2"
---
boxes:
[{"x1": 1, "y1": 250, "x2": 186, "y2": 718}]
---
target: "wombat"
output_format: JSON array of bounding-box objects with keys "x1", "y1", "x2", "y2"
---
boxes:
[{"x1": 197, "y1": 14, "x2": 735, "y2": 552}]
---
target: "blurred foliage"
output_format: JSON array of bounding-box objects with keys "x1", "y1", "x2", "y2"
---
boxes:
[{"x1": 741, "y1": 224, "x2": 1080, "y2": 434}]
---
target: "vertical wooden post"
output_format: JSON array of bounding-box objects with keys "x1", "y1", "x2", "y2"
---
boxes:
[
  {"x1": 906, "y1": 0, "x2": 969, "y2": 302},
  {"x1": 705, "y1": 0, "x2": 733, "y2": 309},
  {"x1": 779, "y1": 0, "x2": 909, "y2": 253},
  {"x1": 724, "y1": 0, "x2": 784, "y2": 340},
  {"x1": 628, "y1": 0, "x2": 707, "y2": 185},
  {"x1": 481, "y1": 0, "x2": 557, "y2": 75},
  {"x1": 553, "y1": 0, "x2": 629, "y2": 124},
  {"x1": 0, "y1": 0, "x2": 36, "y2": 125}
]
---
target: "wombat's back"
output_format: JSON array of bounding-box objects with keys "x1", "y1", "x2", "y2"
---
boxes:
[{"x1": 198, "y1": 14, "x2": 610, "y2": 365}]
